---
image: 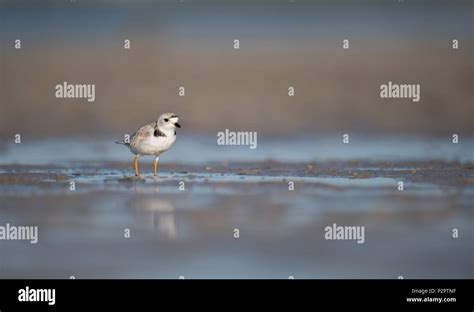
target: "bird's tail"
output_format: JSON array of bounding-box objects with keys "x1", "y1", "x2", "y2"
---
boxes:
[{"x1": 115, "y1": 140, "x2": 129, "y2": 146}]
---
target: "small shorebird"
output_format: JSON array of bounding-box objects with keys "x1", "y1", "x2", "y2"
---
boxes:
[{"x1": 116, "y1": 113, "x2": 181, "y2": 176}]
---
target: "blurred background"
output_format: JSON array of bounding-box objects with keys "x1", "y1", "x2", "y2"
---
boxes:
[{"x1": 1, "y1": 0, "x2": 472, "y2": 140}]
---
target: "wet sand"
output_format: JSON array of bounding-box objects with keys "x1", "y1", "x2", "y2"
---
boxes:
[{"x1": 0, "y1": 160, "x2": 472, "y2": 278}]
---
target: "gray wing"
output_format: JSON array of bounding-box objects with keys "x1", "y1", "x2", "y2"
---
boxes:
[{"x1": 130, "y1": 122, "x2": 155, "y2": 147}]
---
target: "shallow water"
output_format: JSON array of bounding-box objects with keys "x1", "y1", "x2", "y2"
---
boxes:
[
  {"x1": 1, "y1": 135, "x2": 473, "y2": 165},
  {"x1": 0, "y1": 157, "x2": 472, "y2": 278}
]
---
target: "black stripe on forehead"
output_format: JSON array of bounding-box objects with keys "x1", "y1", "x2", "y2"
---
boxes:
[{"x1": 170, "y1": 114, "x2": 178, "y2": 118}]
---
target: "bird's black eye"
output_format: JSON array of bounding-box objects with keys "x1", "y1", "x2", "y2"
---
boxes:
[{"x1": 164, "y1": 118, "x2": 169, "y2": 122}]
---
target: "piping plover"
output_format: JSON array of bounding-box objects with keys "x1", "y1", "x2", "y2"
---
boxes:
[{"x1": 116, "y1": 113, "x2": 181, "y2": 176}]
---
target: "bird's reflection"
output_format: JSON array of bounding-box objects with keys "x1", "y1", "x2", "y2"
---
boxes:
[{"x1": 130, "y1": 195, "x2": 177, "y2": 240}]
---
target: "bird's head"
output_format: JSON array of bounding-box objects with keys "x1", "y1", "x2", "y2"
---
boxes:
[{"x1": 157, "y1": 113, "x2": 181, "y2": 130}]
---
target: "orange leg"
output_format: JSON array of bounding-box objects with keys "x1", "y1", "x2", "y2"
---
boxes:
[
  {"x1": 153, "y1": 156, "x2": 159, "y2": 176},
  {"x1": 134, "y1": 156, "x2": 139, "y2": 176}
]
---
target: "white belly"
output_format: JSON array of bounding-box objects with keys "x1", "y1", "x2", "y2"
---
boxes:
[{"x1": 132, "y1": 135, "x2": 176, "y2": 156}]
